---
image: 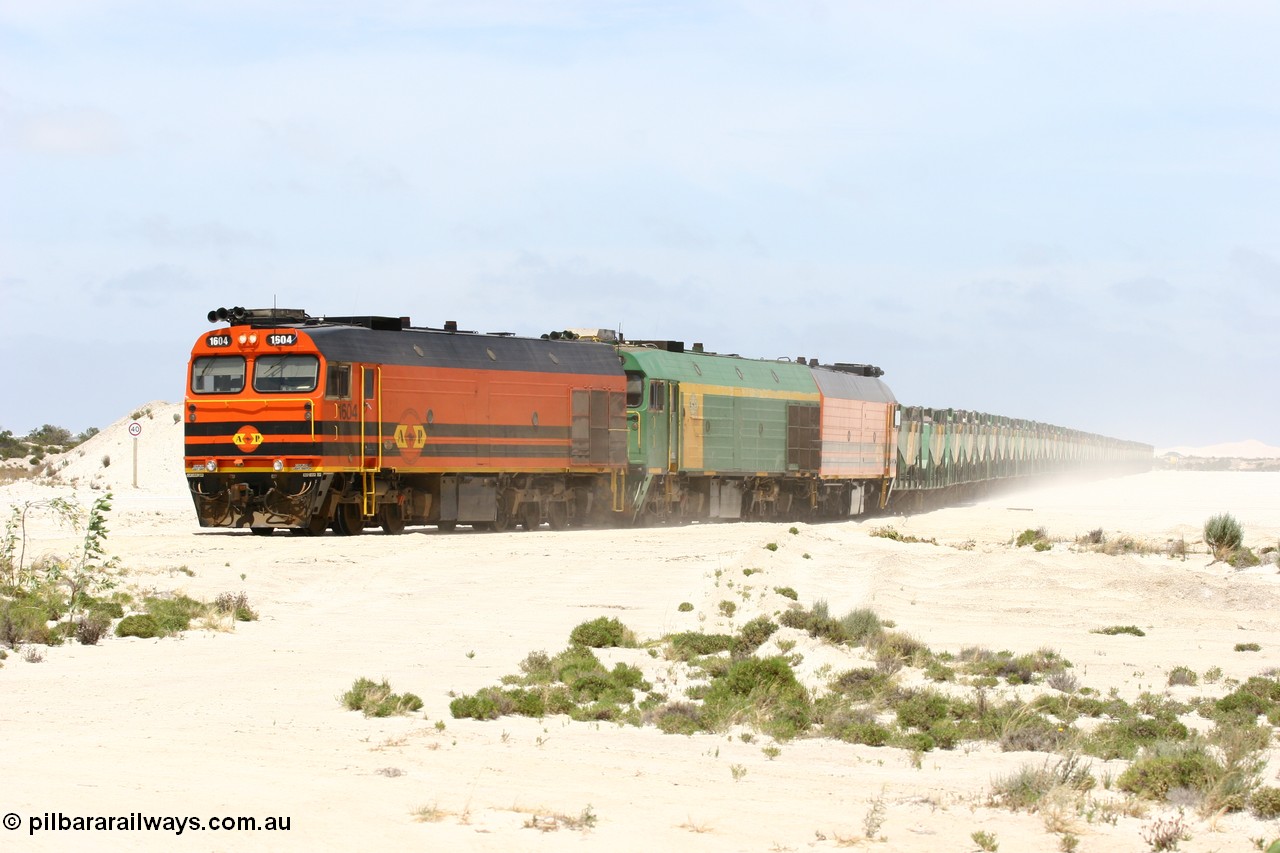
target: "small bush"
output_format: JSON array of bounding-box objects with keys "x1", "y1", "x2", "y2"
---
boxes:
[
  {"x1": 341, "y1": 677, "x2": 424, "y2": 717},
  {"x1": 735, "y1": 617, "x2": 778, "y2": 653},
  {"x1": 76, "y1": 613, "x2": 111, "y2": 645},
  {"x1": 1229, "y1": 547, "x2": 1261, "y2": 568},
  {"x1": 569, "y1": 617, "x2": 636, "y2": 648},
  {"x1": 773, "y1": 586, "x2": 798, "y2": 601},
  {"x1": 213, "y1": 591, "x2": 258, "y2": 622},
  {"x1": 667, "y1": 631, "x2": 735, "y2": 658},
  {"x1": 764, "y1": 542, "x2": 778, "y2": 552},
  {"x1": 115, "y1": 614, "x2": 162, "y2": 638},
  {"x1": 1204, "y1": 513, "x2": 1243, "y2": 560},
  {"x1": 1167, "y1": 666, "x2": 1198, "y2": 687},
  {"x1": 652, "y1": 701, "x2": 702, "y2": 734},
  {"x1": 1251, "y1": 786, "x2": 1280, "y2": 819},
  {"x1": 677, "y1": 601, "x2": 693, "y2": 612},
  {"x1": 1016, "y1": 528, "x2": 1048, "y2": 548},
  {"x1": 1093, "y1": 625, "x2": 1145, "y2": 637},
  {"x1": 1234, "y1": 642, "x2": 1261, "y2": 652},
  {"x1": 1117, "y1": 743, "x2": 1217, "y2": 800},
  {"x1": 1141, "y1": 813, "x2": 1189, "y2": 852},
  {"x1": 717, "y1": 600, "x2": 736, "y2": 618},
  {"x1": 838, "y1": 608, "x2": 883, "y2": 646},
  {"x1": 143, "y1": 594, "x2": 207, "y2": 634},
  {"x1": 971, "y1": 830, "x2": 998, "y2": 852}
]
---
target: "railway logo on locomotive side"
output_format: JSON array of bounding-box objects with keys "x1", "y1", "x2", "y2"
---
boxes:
[
  {"x1": 393, "y1": 423, "x2": 428, "y2": 450},
  {"x1": 232, "y1": 425, "x2": 264, "y2": 452}
]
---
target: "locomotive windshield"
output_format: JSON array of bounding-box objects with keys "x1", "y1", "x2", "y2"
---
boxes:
[
  {"x1": 191, "y1": 356, "x2": 246, "y2": 394},
  {"x1": 625, "y1": 371, "x2": 644, "y2": 407},
  {"x1": 253, "y1": 354, "x2": 319, "y2": 393}
]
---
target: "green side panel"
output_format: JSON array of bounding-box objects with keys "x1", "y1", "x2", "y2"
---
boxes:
[{"x1": 619, "y1": 347, "x2": 818, "y2": 475}]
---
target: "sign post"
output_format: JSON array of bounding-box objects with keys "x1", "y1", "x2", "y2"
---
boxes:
[{"x1": 128, "y1": 421, "x2": 142, "y2": 488}]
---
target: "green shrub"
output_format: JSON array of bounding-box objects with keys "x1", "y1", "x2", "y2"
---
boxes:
[
  {"x1": 773, "y1": 586, "x2": 798, "y2": 601},
  {"x1": 143, "y1": 594, "x2": 207, "y2": 634},
  {"x1": 717, "y1": 600, "x2": 736, "y2": 618},
  {"x1": 1235, "y1": 642, "x2": 1261, "y2": 652},
  {"x1": 735, "y1": 617, "x2": 778, "y2": 653},
  {"x1": 341, "y1": 677, "x2": 424, "y2": 717},
  {"x1": 1015, "y1": 528, "x2": 1047, "y2": 548},
  {"x1": 1167, "y1": 666, "x2": 1198, "y2": 687},
  {"x1": 1204, "y1": 513, "x2": 1243, "y2": 559},
  {"x1": 677, "y1": 601, "x2": 693, "y2": 612},
  {"x1": 1083, "y1": 716, "x2": 1189, "y2": 761},
  {"x1": 838, "y1": 608, "x2": 883, "y2": 646},
  {"x1": 115, "y1": 614, "x2": 162, "y2": 639},
  {"x1": 652, "y1": 701, "x2": 701, "y2": 734},
  {"x1": 701, "y1": 656, "x2": 811, "y2": 740},
  {"x1": 1117, "y1": 742, "x2": 1218, "y2": 799},
  {"x1": 1092, "y1": 625, "x2": 1145, "y2": 637},
  {"x1": 1211, "y1": 676, "x2": 1280, "y2": 725},
  {"x1": 764, "y1": 542, "x2": 778, "y2": 552},
  {"x1": 1251, "y1": 786, "x2": 1280, "y2": 819},
  {"x1": 569, "y1": 617, "x2": 636, "y2": 648},
  {"x1": 1230, "y1": 547, "x2": 1261, "y2": 568},
  {"x1": 667, "y1": 631, "x2": 736, "y2": 658}
]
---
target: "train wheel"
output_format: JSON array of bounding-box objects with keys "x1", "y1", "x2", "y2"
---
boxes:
[
  {"x1": 437, "y1": 520, "x2": 457, "y2": 532},
  {"x1": 490, "y1": 507, "x2": 510, "y2": 532},
  {"x1": 519, "y1": 502, "x2": 541, "y2": 531},
  {"x1": 547, "y1": 502, "x2": 568, "y2": 531},
  {"x1": 307, "y1": 512, "x2": 329, "y2": 536},
  {"x1": 250, "y1": 527, "x2": 274, "y2": 536},
  {"x1": 333, "y1": 503, "x2": 364, "y2": 536},
  {"x1": 380, "y1": 504, "x2": 405, "y2": 535}
]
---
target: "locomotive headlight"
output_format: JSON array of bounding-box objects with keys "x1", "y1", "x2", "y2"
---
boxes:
[
  {"x1": 249, "y1": 334, "x2": 258, "y2": 344},
  {"x1": 205, "y1": 459, "x2": 218, "y2": 472},
  {"x1": 273, "y1": 458, "x2": 284, "y2": 472},
  {"x1": 238, "y1": 334, "x2": 247, "y2": 344}
]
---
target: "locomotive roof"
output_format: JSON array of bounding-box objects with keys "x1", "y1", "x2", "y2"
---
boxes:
[{"x1": 300, "y1": 323, "x2": 623, "y2": 376}]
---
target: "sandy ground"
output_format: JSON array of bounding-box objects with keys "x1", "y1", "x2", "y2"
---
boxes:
[{"x1": 2, "y1": 407, "x2": 1280, "y2": 852}]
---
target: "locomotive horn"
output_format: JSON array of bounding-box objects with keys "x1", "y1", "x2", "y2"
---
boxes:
[{"x1": 208, "y1": 309, "x2": 219, "y2": 323}]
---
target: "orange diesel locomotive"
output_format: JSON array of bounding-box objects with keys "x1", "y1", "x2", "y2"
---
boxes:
[{"x1": 184, "y1": 308, "x2": 627, "y2": 535}]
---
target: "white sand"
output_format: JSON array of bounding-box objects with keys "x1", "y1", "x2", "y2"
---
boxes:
[{"x1": 2, "y1": 407, "x2": 1280, "y2": 852}]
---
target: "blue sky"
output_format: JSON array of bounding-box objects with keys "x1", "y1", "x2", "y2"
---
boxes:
[{"x1": 2, "y1": 1, "x2": 1276, "y2": 447}]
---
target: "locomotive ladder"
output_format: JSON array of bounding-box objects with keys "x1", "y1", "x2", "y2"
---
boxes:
[{"x1": 362, "y1": 471, "x2": 377, "y2": 517}]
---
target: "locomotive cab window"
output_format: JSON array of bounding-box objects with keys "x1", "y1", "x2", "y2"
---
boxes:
[
  {"x1": 325, "y1": 363, "x2": 351, "y2": 400},
  {"x1": 191, "y1": 356, "x2": 245, "y2": 394},
  {"x1": 625, "y1": 371, "x2": 645, "y2": 408},
  {"x1": 649, "y1": 380, "x2": 666, "y2": 412},
  {"x1": 253, "y1": 354, "x2": 319, "y2": 393}
]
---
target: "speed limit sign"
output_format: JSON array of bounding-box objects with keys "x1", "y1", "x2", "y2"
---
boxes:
[{"x1": 128, "y1": 422, "x2": 142, "y2": 437}]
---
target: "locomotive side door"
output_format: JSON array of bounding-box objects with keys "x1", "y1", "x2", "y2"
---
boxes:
[
  {"x1": 358, "y1": 365, "x2": 383, "y2": 518},
  {"x1": 646, "y1": 378, "x2": 669, "y2": 472},
  {"x1": 667, "y1": 381, "x2": 680, "y2": 471},
  {"x1": 359, "y1": 365, "x2": 383, "y2": 470}
]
